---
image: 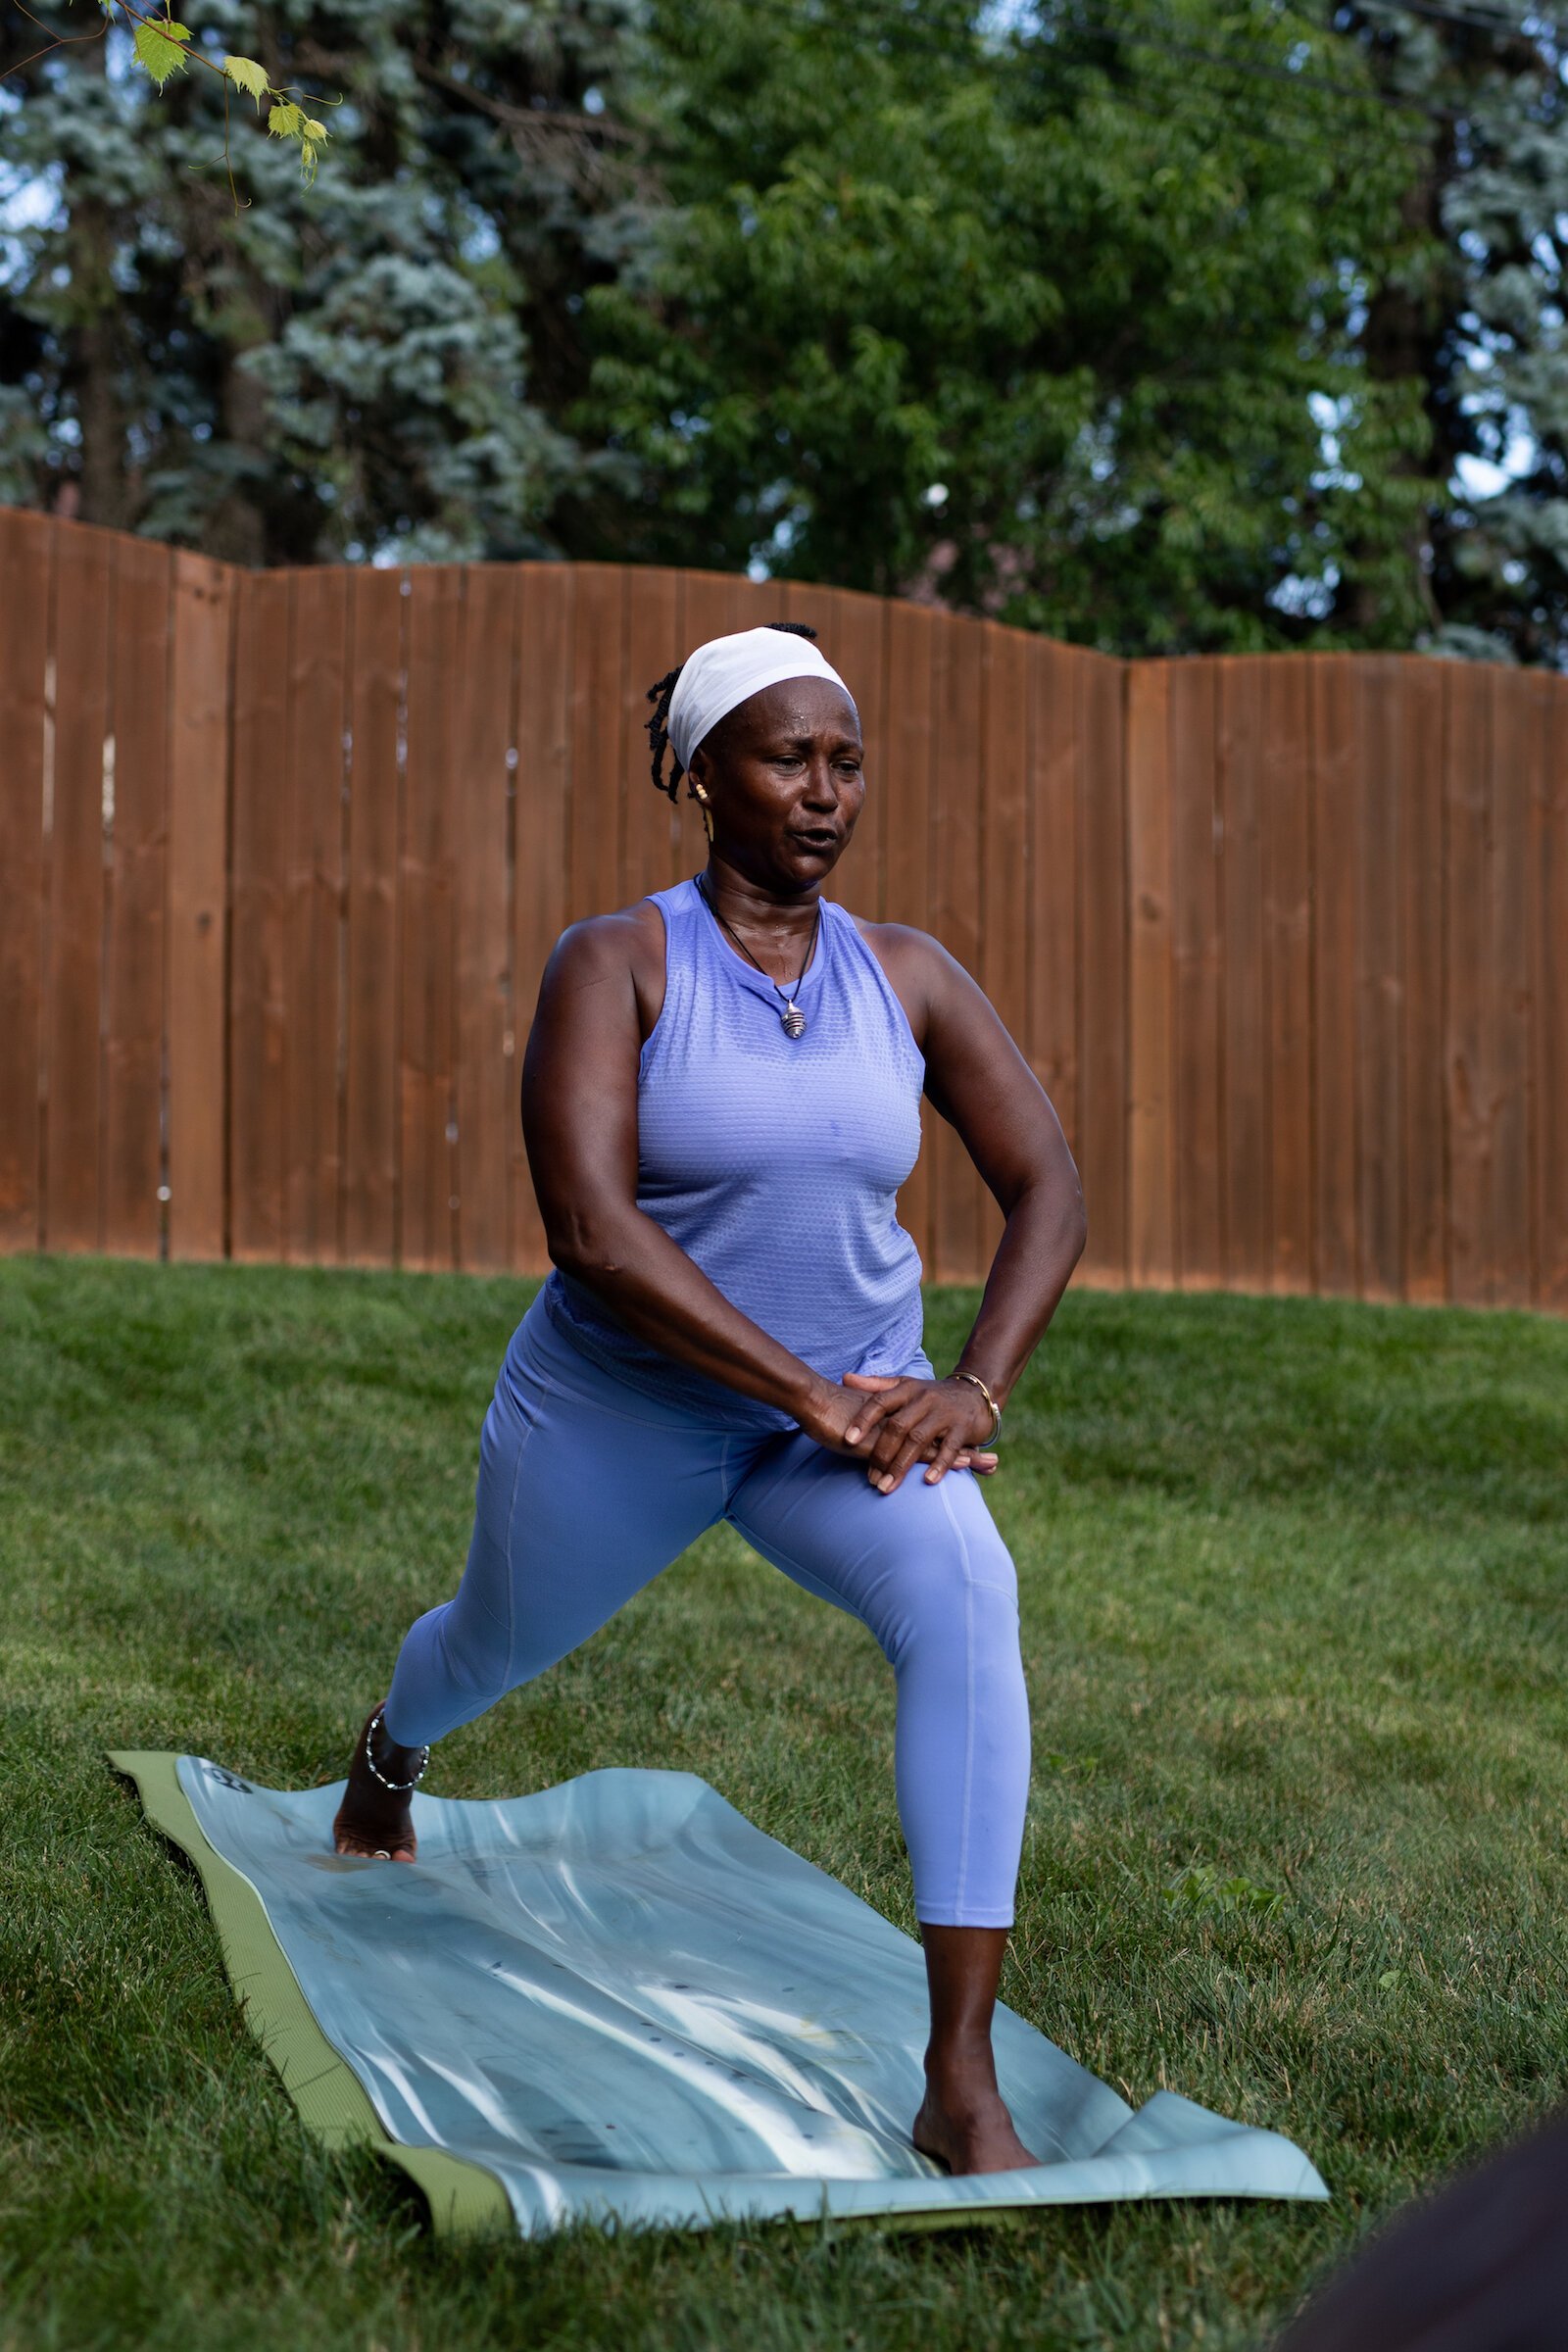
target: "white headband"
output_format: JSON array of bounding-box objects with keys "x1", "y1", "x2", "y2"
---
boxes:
[{"x1": 665, "y1": 627, "x2": 853, "y2": 774}]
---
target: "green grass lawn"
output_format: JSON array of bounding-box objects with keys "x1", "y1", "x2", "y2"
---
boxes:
[{"x1": 3, "y1": 1256, "x2": 1565, "y2": 2352}]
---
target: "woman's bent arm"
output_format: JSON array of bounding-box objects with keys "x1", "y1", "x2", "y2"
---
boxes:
[
  {"x1": 521, "y1": 913, "x2": 850, "y2": 1432},
  {"x1": 833, "y1": 924, "x2": 1086, "y2": 1488},
  {"x1": 918, "y1": 939, "x2": 1087, "y2": 1407}
]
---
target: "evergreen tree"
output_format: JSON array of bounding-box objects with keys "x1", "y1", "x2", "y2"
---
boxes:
[
  {"x1": 0, "y1": 1, "x2": 644, "y2": 564},
  {"x1": 1330, "y1": 0, "x2": 1568, "y2": 663}
]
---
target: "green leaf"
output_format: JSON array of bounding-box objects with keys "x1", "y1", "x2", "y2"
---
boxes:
[
  {"x1": 301, "y1": 119, "x2": 329, "y2": 146},
  {"x1": 1163, "y1": 1866, "x2": 1283, "y2": 1919},
  {"x1": 268, "y1": 102, "x2": 305, "y2": 141},
  {"x1": 221, "y1": 55, "x2": 270, "y2": 110},
  {"x1": 131, "y1": 20, "x2": 191, "y2": 89}
]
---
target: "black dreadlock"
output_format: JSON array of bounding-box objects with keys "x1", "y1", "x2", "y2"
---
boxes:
[{"x1": 646, "y1": 621, "x2": 821, "y2": 806}]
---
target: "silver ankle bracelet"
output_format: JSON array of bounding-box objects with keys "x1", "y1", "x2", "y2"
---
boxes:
[{"x1": 364, "y1": 1709, "x2": 429, "y2": 1794}]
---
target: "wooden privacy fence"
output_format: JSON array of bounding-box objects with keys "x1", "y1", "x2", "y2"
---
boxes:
[{"x1": 2, "y1": 510, "x2": 1565, "y2": 1313}]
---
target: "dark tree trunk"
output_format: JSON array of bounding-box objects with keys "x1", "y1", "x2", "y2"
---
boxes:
[
  {"x1": 1346, "y1": 161, "x2": 1447, "y2": 638},
  {"x1": 74, "y1": 252, "x2": 132, "y2": 529},
  {"x1": 201, "y1": 345, "x2": 272, "y2": 567},
  {"x1": 67, "y1": 41, "x2": 133, "y2": 531}
]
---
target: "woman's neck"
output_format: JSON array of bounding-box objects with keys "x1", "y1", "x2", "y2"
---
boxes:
[{"x1": 701, "y1": 858, "x2": 822, "y2": 942}]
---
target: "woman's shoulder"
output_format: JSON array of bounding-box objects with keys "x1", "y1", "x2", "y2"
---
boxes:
[
  {"x1": 534, "y1": 896, "x2": 674, "y2": 1047},
  {"x1": 844, "y1": 913, "x2": 990, "y2": 1042},
  {"x1": 545, "y1": 896, "x2": 669, "y2": 986},
  {"x1": 838, "y1": 912, "x2": 954, "y2": 1051},
  {"x1": 845, "y1": 910, "x2": 935, "y2": 949},
  {"x1": 845, "y1": 911, "x2": 951, "y2": 982}
]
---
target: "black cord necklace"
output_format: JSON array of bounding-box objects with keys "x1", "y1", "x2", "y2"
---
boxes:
[{"x1": 695, "y1": 875, "x2": 822, "y2": 1040}]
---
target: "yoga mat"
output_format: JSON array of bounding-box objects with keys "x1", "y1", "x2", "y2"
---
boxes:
[{"x1": 112, "y1": 1751, "x2": 1329, "y2": 2237}]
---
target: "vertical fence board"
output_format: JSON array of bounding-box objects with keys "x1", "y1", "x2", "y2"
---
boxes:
[
  {"x1": 981, "y1": 621, "x2": 1031, "y2": 1046},
  {"x1": 1310, "y1": 657, "x2": 1359, "y2": 1296},
  {"x1": 101, "y1": 533, "x2": 172, "y2": 1260},
  {"x1": 342, "y1": 570, "x2": 403, "y2": 1266},
  {"x1": 730, "y1": 574, "x2": 779, "y2": 632},
  {"x1": 675, "y1": 569, "x2": 786, "y2": 878},
  {"x1": 228, "y1": 570, "x2": 291, "y2": 1259},
  {"x1": 970, "y1": 620, "x2": 1029, "y2": 1277},
  {"x1": 1026, "y1": 640, "x2": 1080, "y2": 1171},
  {"x1": 282, "y1": 568, "x2": 349, "y2": 1262},
  {"x1": 1534, "y1": 678, "x2": 1568, "y2": 1310},
  {"x1": 166, "y1": 553, "x2": 232, "y2": 1261},
  {"x1": 672, "y1": 572, "x2": 775, "y2": 872},
  {"x1": 780, "y1": 583, "x2": 890, "y2": 919},
  {"x1": 452, "y1": 565, "x2": 515, "y2": 1274},
  {"x1": 674, "y1": 569, "x2": 750, "y2": 652},
  {"x1": 567, "y1": 566, "x2": 627, "y2": 930},
  {"x1": 1488, "y1": 668, "x2": 1534, "y2": 1307},
  {"x1": 852, "y1": 588, "x2": 893, "y2": 926},
  {"x1": 1261, "y1": 658, "x2": 1313, "y2": 1294},
  {"x1": 1077, "y1": 654, "x2": 1128, "y2": 1285},
  {"x1": 621, "y1": 568, "x2": 683, "y2": 903},
  {"x1": 44, "y1": 524, "x2": 114, "y2": 1251},
  {"x1": 1169, "y1": 662, "x2": 1223, "y2": 1289},
  {"x1": 1445, "y1": 665, "x2": 1494, "y2": 1305},
  {"x1": 399, "y1": 565, "x2": 461, "y2": 1273},
  {"x1": 927, "y1": 614, "x2": 986, "y2": 1283},
  {"x1": 1218, "y1": 660, "x2": 1271, "y2": 1290},
  {"x1": 883, "y1": 599, "x2": 937, "y2": 1275},
  {"x1": 0, "y1": 510, "x2": 51, "y2": 1250},
  {"x1": 1398, "y1": 662, "x2": 1447, "y2": 1304},
  {"x1": 1352, "y1": 659, "x2": 1405, "y2": 1302},
  {"x1": 511, "y1": 566, "x2": 573, "y2": 1274},
  {"x1": 1126, "y1": 661, "x2": 1175, "y2": 1287}
]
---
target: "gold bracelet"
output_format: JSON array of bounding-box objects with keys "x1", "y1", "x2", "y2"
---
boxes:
[{"x1": 951, "y1": 1368, "x2": 1002, "y2": 1446}]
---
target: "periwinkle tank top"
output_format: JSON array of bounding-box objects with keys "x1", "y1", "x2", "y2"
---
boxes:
[{"x1": 541, "y1": 877, "x2": 927, "y2": 1431}]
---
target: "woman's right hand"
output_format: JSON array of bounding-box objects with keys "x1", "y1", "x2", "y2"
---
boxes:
[{"x1": 798, "y1": 1379, "x2": 999, "y2": 1477}]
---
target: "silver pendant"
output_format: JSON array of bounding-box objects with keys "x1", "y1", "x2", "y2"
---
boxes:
[{"x1": 780, "y1": 1004, "x2": 807, "y2": 1040}]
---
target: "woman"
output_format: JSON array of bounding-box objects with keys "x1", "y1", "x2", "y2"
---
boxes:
[{"x1": 332, "y1": 622, "x2": 1087, "y2": 2176}]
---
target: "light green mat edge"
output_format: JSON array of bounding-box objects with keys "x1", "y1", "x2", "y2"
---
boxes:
[
  {"x1": 110, "y1": 1750, "x2": 1034, "y2": 2243},
  {"x1": 109, "y1": 1750, "x2": 514, "y2": 2240}
]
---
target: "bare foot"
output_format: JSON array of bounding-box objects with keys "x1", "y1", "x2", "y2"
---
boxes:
[
  {"x1": 331, "y1": 1706, "x2": 426, "y2": 1862},
  {"x1": 912, "y1": 2057, "x2": 1040, "y2": 2174}
]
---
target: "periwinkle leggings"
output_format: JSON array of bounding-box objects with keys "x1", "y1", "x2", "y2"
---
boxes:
[{"x1": 383, "y1": 1296, "x2": 1030, "y2": 1927}]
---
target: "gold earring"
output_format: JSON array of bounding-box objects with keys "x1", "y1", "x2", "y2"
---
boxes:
[{"x1": 693, "y1": 783, "x2": 714, "y2": 844}]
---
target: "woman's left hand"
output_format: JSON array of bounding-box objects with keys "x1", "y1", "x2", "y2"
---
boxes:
[{"x1": 839, "y1": 1372, "x2": 999, "y2": 1494}]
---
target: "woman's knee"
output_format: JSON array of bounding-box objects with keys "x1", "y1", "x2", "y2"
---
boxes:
[{"x1": 878, "y1": 1492, "x2": 1019, "y2": 1665}]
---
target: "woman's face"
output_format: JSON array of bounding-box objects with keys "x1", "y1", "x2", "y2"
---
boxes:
[{"x1": 688, "y1": 676, "x2": 865, "y2": 896}]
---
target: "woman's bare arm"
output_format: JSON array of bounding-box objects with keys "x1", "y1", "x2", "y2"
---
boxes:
[
  {"x1": 906, "y1": 927, "x2": 1085, "y2": 1403},
  {"x1": 521, "y1": 911, "x2": 918, "y2": 1459},
  {"x1": 835, "y1": 922, "x2": 1087, "y2": 1489}
]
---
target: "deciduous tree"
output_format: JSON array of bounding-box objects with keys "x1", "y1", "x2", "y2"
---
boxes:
[{"x1": 576, "y1": 0, "x2": 1428, "y2": 654}]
